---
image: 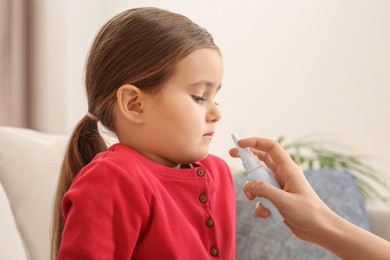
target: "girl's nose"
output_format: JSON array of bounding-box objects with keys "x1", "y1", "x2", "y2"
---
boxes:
[{"x1": 207, "y1": 103, "x2": 222, "y2": 123}]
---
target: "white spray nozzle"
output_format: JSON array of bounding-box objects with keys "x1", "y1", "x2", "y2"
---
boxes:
[
  {"x1": 231, "y1": 133, "x2": 245, "y2": 153},
  {"x1": 231, "y1": 133, "x2": 262, "y2": 173}
]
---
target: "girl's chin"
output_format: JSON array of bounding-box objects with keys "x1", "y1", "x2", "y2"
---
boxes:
[
  {"x1": 195, "y1": 151, "x2": 209, "y2": 162},
  {"x1": 181, "y1": 151, "x2": 209, "y2": 164}
]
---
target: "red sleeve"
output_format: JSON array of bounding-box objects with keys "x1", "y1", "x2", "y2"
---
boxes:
[{"x1": 58, "y1": 161, "x2": 150, "y2": 259}]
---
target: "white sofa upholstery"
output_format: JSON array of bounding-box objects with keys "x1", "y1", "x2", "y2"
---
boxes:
[
  {"x1": 0, "y1": 127, "x2": 66, "y2": 260},
  {"x1": 0, "y1": 126, "x2": 389, "y2": 259}
]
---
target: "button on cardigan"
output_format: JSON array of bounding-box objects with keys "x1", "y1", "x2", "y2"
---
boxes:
[{"x1": 58, "y1": 143, "x2": 236, "y2": 259}]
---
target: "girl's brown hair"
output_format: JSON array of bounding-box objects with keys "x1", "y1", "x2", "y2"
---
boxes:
[{"x1": 50, "y1": 7, "x2": 219, "y2": 259}]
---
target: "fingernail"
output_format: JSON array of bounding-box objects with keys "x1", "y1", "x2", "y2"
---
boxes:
[{"x1": 260, "y1": 210, "x2": 270, "y2": 218}]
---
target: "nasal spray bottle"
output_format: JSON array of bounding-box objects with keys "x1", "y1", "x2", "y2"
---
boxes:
[{"x1": 231, "y1": 133, "x2": 284, "y2": 224}]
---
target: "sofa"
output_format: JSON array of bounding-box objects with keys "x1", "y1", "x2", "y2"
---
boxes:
[{"x1": 0, "y1": 126, "x2": 389, "y2": 260}]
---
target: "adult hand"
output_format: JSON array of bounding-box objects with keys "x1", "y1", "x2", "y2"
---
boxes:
[
  {"x1": 230, "y1": 136, "x2": 390, "y2": 260},
  {"x1": 229, "y1": 136, "x2": 332, "y2": 242}
]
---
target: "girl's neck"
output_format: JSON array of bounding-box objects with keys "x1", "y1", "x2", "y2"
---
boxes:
[{"x1": 177, "y1": 164, "x2": 193, "y2": 169}]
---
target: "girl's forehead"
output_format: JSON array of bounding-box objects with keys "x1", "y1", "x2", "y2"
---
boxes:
[{"x1": 170, "y1": 49, "x2": 223, "y2": 85}]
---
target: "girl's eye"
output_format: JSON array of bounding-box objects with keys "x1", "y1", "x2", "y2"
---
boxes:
[{"x1": 191, "y1": 95, "x2": 207, "y2": 104}]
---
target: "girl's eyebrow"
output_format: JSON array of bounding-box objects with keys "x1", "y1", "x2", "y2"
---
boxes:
[{"x1": 189, "y1": 80, "x2": 222, "y2": 91}]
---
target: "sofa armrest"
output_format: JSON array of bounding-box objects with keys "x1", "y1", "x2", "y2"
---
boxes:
[
  {"x1": 366, "y1": 205, "x2": 390, "y2": 241},
  {"x1": 0, "y1": 182, "x2": 28, "y2": 260},
  {"x1": 0, "y1": 127, "x2": 67, "y2": 260}
]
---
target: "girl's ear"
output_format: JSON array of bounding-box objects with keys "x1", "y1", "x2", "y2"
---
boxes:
[{"x1": 116, "y1": 84, "x2": 145, "y2": 123}]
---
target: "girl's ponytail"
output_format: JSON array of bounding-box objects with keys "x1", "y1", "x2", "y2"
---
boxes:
[{"x1": 50, "y1": 115, "x2": 106, "y2": 259}]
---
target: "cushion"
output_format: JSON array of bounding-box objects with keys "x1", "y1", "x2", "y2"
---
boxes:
[
  {"x1": 0, "y1": 127, "x2": 67, "y2": 260},
  {"x1": 0, "y1": 181, "x2": 28, "y2": 260},
  {"x1": 235, "y1": 168, "x2": 370, "y2": 260}
]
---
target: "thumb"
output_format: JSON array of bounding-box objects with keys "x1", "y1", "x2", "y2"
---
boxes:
[{"x1": 243, "y1": 180, "x2": 285, "y2": 206}]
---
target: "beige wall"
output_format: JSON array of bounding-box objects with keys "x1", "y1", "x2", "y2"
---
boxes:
[{"x1": 34, "y1": 1, "x2": 390, "y2": 189}]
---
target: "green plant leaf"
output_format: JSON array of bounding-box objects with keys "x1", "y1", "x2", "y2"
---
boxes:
[{"x1": 279, "y1": 133, "x2": 390, "y2": 204}]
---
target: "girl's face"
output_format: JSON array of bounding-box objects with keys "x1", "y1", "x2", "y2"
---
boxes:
[{"x1": 140, "y1": 48, "x2": 223, "y2": 167}]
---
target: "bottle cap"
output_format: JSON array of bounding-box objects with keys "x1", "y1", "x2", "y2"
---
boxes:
[{"x1": 231, "y1": 133, "x2": 262, "y2": 172}]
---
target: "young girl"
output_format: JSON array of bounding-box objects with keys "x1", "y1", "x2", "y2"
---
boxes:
[{"x1": 51, "y1": 7, "x2": 235, "y2": 259}]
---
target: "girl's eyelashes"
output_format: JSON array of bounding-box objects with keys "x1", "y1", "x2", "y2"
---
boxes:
[
  {"x1": 191, "y1": 95, "x2": 220, "y2": 106},
  {"x1": 191, "y1": 95, "x2": 207, "y2": 104}
]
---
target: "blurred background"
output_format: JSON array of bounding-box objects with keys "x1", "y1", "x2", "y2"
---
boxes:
[{"x1": 1, "y1": 0, "x2": 389, "y2": 187}]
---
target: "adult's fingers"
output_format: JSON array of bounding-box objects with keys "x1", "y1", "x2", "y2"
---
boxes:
[
  {"x1": 229, "y1": 144, "x2": 277, "y2": 172},
  {"x1": 229, "y1": 147, "x2": 239, "y2": 158},
  {"x1": 243, "y1": 180, "x2": 286, "y2": 207},
  {"x1": 255, "y1": 201, "x2": 271, "y2": 219},
  {"x1": 237, "y1": 137, "x2": 292, "y2": 166},
  {"x1": 238, "y1": 137, "x2": 294, "y2": 173}
]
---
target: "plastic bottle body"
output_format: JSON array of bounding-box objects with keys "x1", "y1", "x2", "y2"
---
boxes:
[
  {"x1": 231, "y1": 133, "x2": 284, "y2": 225},
  {"x1": 246, "y1": 167, "x2": 284, "y2": 224}
]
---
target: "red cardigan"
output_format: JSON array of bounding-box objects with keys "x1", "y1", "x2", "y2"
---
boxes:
[{"x1": 58, "y1": 144, "x2": 236, "y2": 259}]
